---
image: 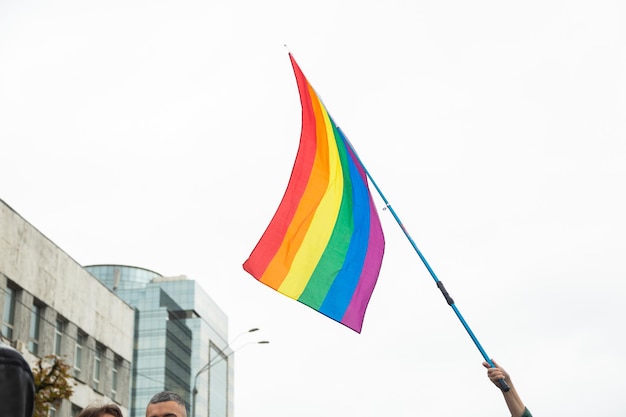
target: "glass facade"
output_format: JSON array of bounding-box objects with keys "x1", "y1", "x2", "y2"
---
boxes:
[
  {"x1": 208, "y1": 344, "x2": 228, "y2": 417},
  {"x1": 85, "y1": 265, "x2": 231, "y2": 417}
]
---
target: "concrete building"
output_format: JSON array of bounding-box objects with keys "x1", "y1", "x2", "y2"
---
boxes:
[
  {"x1": 84, "y1": 265, "x2": 233, "y2": 417},
  {"x1": 0, "y1": 199, "x2": 134, "y2": 416}
]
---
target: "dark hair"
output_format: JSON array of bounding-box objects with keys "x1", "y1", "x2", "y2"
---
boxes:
[
  {"x1": 147, "y1": 391, "x2": 187, "y2": 415},
  {"x1": 0, "y1": 343, "x2": 35, "y2": 417},
  {"x1": 77, "y1": 404, "x2": 123, "y2": 417}
]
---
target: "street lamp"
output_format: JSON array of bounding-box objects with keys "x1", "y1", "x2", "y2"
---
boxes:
[
  {"x1": 191, "y1": 329, "x2": 269, "y2": 417},
  {"x1": 228, "y1": 327, "x2": 259, "y2": 347}
]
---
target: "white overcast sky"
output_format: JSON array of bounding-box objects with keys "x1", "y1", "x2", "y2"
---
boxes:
[{"x1": 1, "y1": 1, "x2": 625, "y2": 416}]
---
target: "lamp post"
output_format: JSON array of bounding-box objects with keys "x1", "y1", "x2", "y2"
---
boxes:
[{"x1": 191, "y1": 329, "x2": 269, "y2": 417}]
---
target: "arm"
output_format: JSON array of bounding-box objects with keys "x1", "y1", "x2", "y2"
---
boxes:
[{"x1": 482, "y1": 360, "x2": 527, "y2": 417}]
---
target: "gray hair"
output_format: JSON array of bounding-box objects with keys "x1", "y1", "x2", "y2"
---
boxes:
[{"x1": 148, "y1": 391, "x2": 187, "y2": 416}]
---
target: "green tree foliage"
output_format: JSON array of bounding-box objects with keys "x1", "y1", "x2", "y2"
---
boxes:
[{"x1": 32, "y1": 355, "x2": 75, "y2": 417}]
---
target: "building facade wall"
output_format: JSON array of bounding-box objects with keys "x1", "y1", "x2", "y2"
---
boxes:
[{"x1": 0, "y1": 199, "x2": 134, "y2": 416}]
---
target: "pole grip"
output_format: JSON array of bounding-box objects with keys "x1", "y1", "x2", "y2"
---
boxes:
[
  {"x1": 436, "y1": 281, "x2": 454, "y2": 305},
  {"x1": 498, "y1": 378, "x2": 510, "y2": 392}
]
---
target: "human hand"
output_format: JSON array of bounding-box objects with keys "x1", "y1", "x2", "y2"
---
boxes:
[{"x1": 482, "y1": 360, "x2": 512, "y2": 388}]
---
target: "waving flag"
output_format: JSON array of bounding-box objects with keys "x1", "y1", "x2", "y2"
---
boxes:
[{"x1": 243, "y1": 54, "x2": 385, "y2": 333}]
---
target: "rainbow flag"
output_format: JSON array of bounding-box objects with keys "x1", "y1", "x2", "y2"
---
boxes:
[{"x1": 243, "y1": 54, "x2": 385, "y2": 333}]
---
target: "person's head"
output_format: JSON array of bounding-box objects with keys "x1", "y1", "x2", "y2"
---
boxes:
[
  {"x1": 146, "y1": 391, "x2": 187, "y2": 417},
  {"x1": 0, "y1": 343, "x2": 35, "y2": 417},
  {"x1": 77, "y1": 404, "x2": 124, "y2": 417}
]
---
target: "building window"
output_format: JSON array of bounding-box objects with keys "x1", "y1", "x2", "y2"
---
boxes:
[
  {"x1": 111, "y1": 356, "x2": 120, "y2": 400},
  {"x1": 93, "y1": 345, "x2": 103, "y2": 391},
  {"x1": 48, "y1": 406, "x2": 57, "y2": 417},
  {"x1": 71, "y1": 404, "x2": 82, "y2": 417},
  {"x1": 1, "y1": 286, "x2": 16, "y2": 339},
  {"x1": 74, "y1": 331, "x2": 86, "y2": 378},
  {"x1": 28, "y1": 303, "x2": 42, "y2": 354},
  {"x1": 54, "y1": 318, "x2": 65, "y2": 356}
]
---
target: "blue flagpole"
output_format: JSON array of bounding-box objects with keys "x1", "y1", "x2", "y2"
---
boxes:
[{"x1": 342, "y1": 131, "x2": 510, "y2": 392}]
